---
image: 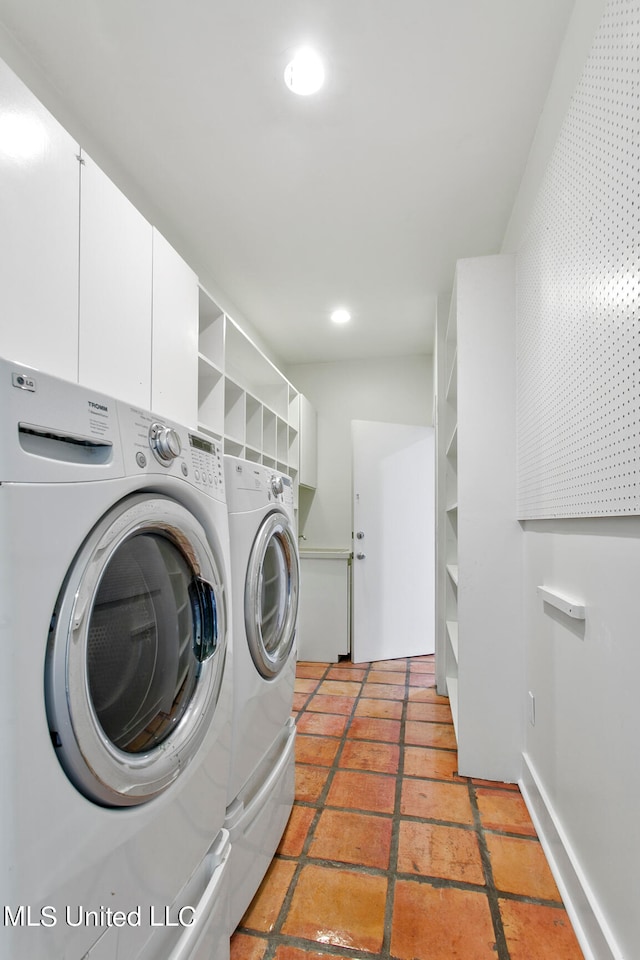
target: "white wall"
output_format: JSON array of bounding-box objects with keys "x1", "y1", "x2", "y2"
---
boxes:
[
  {"x1": 502, "y1": 0, "x2": 607, "y2": 253},
  {"x1": 507, "y1": 1, "x2": 635, "y2": 956},
  {"x1": 287, "y1": 356, "x2": 433, "y2": 549},
  {"x1": 521, "y1": 521, "x2": 639, "y2": 960}
]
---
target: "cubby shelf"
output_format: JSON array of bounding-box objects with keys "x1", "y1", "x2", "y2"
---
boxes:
[
  {"x1": 446, "y1": 620, "x2": 459, "y2": 662},
  {"x1": 446, "y1": 350, "x2": 458, "y2": 402},
  {"x1": 197, "y1": 286, "x2": 310, "y2": 492},
  {"x1": 446, "y1": 425, "x2": 458, "y2": 461}
]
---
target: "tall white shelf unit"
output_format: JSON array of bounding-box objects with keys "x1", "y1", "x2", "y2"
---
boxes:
[
  {"x1": 442, "y1": 285, "x2": 460, "y2": 735},
  {"x1": 197, "y1": 288, "x2": 300, "y2": 485},
  {"x1": 435, "y1": 254, "x2": 523, "y2": 783}
]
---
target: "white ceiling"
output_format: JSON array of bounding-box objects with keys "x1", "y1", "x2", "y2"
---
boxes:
[{"x1": 0, "y1": 0, "x2": 575, "y2": 365}]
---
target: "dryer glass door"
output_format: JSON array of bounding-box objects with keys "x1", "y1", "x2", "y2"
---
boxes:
[
  {"x1": 245, "y1": 511, "x2": 299, "y2": 678},
  {"x1": 46, "y1": 494, "x2": 227, "y2": 807}
]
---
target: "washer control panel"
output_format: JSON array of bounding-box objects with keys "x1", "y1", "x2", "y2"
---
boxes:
[
  {"x1": 186, "y1": 430, "x2": 224, "y2": 493},
  {"x1": 119, "y1": 403, "x2": 224, "y2": 499}
]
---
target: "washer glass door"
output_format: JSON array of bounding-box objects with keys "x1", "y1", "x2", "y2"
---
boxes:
[
  {"x1": 245, "y1": 511, "x2": 299, "y2": 678},
  {"x1": 46, "y1": 494, "x2": 227, "y2": 807}
]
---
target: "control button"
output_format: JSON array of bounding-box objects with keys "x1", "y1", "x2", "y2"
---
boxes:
[
  {"x1": 136, "y1": 452, "x2": 147, "y2": 469},
  {"x1": 194, "y1": 469, "x2": 200, "y2": 481},
  {"x1": 208, "y1": 473, "x2": 213, "y2": 484},
  {"x1": 148, "y1": 422, "x2": 182, "y2": 463},
  {"x1": 181, "y1": 463, "x2": 188, "y2": 477}
]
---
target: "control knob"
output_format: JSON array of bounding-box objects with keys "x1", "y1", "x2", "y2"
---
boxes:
[
  {"x1": 149, "y1": 422, "x2": 182, "y2": 463},
  {"x1": 270, "y1": 475, "x2": 284, "y2": 497}
]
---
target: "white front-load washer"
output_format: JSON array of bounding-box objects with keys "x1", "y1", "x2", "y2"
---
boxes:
[
  {"x1": 223, "y1": 457, "x2": 299, "y2": 932},
  {"x1": 0, "y1": 358, "x2": 233, "y2": 960}
]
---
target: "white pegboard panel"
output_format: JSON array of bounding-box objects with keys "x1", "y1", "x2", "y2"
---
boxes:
[{"x1": 517, "y1": 0, "x2": 640, "y2": 518}]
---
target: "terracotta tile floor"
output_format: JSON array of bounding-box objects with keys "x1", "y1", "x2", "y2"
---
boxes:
[{"x1": 231, "y1": 656, "x2": 585, "y2": 960}]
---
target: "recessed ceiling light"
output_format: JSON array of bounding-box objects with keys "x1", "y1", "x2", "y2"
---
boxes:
[
  {"x1": 284, "y1": 47, "x2": 325, "y2": 96},
  {"x1": 331, "y1": 308, "x2": 351, "y2": 325}
]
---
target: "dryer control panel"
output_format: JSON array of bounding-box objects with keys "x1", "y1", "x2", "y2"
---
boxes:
[
  {"x1": 223, "y1": 455, "x2": 295, "y2": 519},
  {"x1": 118, "y1": 403, "x2": 225, "y2": 501}
]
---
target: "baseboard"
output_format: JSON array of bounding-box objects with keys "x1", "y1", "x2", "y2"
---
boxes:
[{"x1": 519, "y1": 753, "x2": 623, "y2": 960}]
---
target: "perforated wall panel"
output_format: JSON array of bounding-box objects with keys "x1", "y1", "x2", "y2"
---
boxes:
[{"x1": 517, "y1": 0, "x2": 640, "y2": 518}]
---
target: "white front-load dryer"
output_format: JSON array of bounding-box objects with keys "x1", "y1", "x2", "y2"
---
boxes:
[
  {"x1": 223, "y1": 457, "x2": 300, "y2": 932},
  {"x1": 0, "y1": 358, "x2": 233, "y2": 960}
]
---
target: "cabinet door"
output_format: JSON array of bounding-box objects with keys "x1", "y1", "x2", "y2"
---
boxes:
[
  {"x1": 78, "y1": 152, "x2": 152, "y2": 406},
  {"x1": 151, "y1": 228, "x2": 198, "y2": 426},
  {"x1": 298, "y1": 558, "x2": 350, "y2": 661},
  {"x1": 299, "y1": 394, "x2": 318, "y2": 488},
  {"x1": 0, "y1": 59, "x2": 79, "y2": 381}
]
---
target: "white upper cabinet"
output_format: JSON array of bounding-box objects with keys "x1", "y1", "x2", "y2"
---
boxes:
[
  {"x1": 78, "y1": 151, "x2": 153, "y2": 407},
  {"x1": 0, "y1": 59, "x2": 80, "y2": 382},
  {"x1": 151, "y1": 228, "x2": 198, "y2": 426},
  {"x1": 299, "y1": 394, "x2": 317, "y2": 489},
  {"x1": 0, "y1": 55, "x2": 313, "y2": 484}
]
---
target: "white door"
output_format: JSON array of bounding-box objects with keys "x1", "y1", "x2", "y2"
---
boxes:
[{"x1": 351, "y1": 420, "x2": 434, "y2": 663}]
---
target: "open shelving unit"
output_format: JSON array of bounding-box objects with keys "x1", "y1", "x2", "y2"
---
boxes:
[
  {"x1": 435, "y1": 255, "x2": 522, "y2": 783},
  {"x1": 197, "y1": 286, "x2": 301, "y2": 487},
  {"x1": 443, "y1": 283, "x2": 459, "y2": 736}
]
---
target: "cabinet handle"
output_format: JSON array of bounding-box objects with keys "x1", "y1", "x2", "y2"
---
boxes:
[{"x1": 356, "y1": 552, "x2": 366, "y2": 560}]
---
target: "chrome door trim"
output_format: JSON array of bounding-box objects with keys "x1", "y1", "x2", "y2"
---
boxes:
[
  {"x1": 244, "y1": 511, "x2": 299, "y2": 679},
  {"x1": 46, "y1": 493, "x2": 227, "y2": 807}
]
